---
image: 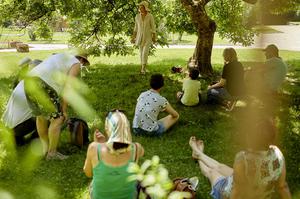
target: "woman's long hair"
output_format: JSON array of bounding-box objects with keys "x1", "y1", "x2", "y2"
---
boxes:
[{"x1": 223, "y1": 48, "x2": 238, "y2": 63}]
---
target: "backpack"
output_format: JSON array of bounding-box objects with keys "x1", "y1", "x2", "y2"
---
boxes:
[{"x1": 67, "y1": 118, "x2": 89, "y2": 148}]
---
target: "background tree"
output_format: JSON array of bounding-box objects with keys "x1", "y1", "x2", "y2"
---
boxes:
[
  {"x1": 165, "y1": 0, "x2": 196, "y2": 42},
  {"x1": 0, "y1": 0, "x2": 298, "y2": 74}
]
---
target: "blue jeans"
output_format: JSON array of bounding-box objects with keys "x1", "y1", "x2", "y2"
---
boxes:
[
  {"x1": 207, "y1": 88, "x2": 231, "y2": 104},
  {"x1": 133, "y1": 122, "x2": 165, "y2": 137},
  {"x1": 210, "y1": 177, "x2": 228, "y2": 199}
]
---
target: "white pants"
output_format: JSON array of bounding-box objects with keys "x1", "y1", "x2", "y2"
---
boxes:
[{"x1": 139, "y1": 43, "x2": 151, "y2": 65}]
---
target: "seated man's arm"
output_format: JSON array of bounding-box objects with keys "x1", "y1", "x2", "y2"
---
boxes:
[
  {"x1": 208, "y1": 78, "x2": 226, "y2": 90},
  {"x1": 164, "y1": 103, "x2": 179, "y2": 119}
]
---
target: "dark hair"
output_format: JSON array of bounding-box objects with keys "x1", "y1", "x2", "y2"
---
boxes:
[
  {"x1": 113, "y1": 142, "x2": 129, "y2": 150},
  {"x1": 248, "y1": 118, "x2": 276, "y2": 150},
  {"x1": 150, "y1": 74, "x2": 164, "y2": 90},
  {"x1": 189, "y1": 69, "x2": 199, "y2": 80}
]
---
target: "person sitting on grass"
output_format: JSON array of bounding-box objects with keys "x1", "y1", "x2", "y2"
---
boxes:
[
  {"x1": 207, "y1": 48, "x2": 245, "y2": 111},
  {"x1": 177, "y1": 68, "x2": 201, "y2": 106},
  {"x1": 189, "y1": 118, "x2": 291, "y2": 199},
  {"x1": 132, "y1": 74, "x2": 179, "y2": 136},
  {"x1": 84, "y1": 110, "x2": 144, "y2": 199}
]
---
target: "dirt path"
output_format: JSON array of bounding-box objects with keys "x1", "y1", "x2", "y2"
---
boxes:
[{"x1": 0, "y1": 25, "x2": 299, "y2": 52}]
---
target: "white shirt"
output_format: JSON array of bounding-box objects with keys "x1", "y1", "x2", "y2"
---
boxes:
[
  {"x1": 132, "y1": 90, "x2": 168, "y2": 131},
  {"x1": 1, "y1": 53, "x2": 79, "y2": 128},
  {"x1": 28, "y1": 53, "x2": 79, "y2": 94},
  {"x1": 1, "y1": 81, "x2": 32, "y2": 128},
  {"x1": 134, "y1": 13, "x2": 156, "y2": 47}
]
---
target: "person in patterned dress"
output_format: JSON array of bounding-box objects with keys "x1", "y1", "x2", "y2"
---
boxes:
[{"x1": 189, "y1": 118, "x2": 291, "y2": 199}]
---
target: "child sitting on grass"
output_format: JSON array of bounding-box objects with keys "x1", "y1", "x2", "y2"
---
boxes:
[{"x1": 177, "y1": 68, "x2": 201, "y2": 106}]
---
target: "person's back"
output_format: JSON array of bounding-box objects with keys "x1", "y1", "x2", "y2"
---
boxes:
[
  {"x1": 133, "y1": 89, "x2": 168, "y2": 132},
  {"x1": 222, "y1": 60, "x2": 245, "y2": 97},
  {"x1": 28, "y1": 53, "x2": 79, "y2": 94},
  {"x1": 92, "y1": 143, "x2": 137, "y2": 199},
  {"x1": 264, "y1": 57, "x2": 287, "y2": 92},
  {"x1": 234, "y1": 145, "x2": 284, "y2": 199},
  {"x1": 180, "y1": 69, "x2": 201, "y2": 106}
]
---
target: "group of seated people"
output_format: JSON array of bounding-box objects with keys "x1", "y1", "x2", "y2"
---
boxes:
[
  {"x1": 175, "y1": 44, "x2": 287, "y2": 112},
  {"x1": 1, "y1": 43, "x2": 291, "y2": 198}
]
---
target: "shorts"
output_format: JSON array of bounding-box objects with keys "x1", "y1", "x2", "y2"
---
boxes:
[
  {"x1": 133, "y1": 122, "x2": 165, "y2": 137},
  {"x1": 24, "y1": 76, "x2": 62, "y2": 119},
  {"x1": 210, "y1": 177, "x2": 227, "y2": 199}
]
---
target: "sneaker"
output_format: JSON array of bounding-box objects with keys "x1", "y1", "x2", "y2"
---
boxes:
[
  {"x1": 225, "y1": 100, "x2": 237, "y2": 112},
  {"x1": 46, "y1": 152, "x2": 68, "y2": 161}
]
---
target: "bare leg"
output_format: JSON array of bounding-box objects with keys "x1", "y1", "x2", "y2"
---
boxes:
[
  {"x1": 158, "y1": 115, "x2": 179, "y2": 131},
  {"x1": 48, "y1": 116, "x2": 64, "y2": 154},
  {"x1": 190, "y1": 137, "x2": 233, "y2": 177},
  {"x1": 36, "y1": 116, "x2": 49, "y2": 155},
  {"x1": 197, "y1": 159, "x2": 224, "y2": 186}
]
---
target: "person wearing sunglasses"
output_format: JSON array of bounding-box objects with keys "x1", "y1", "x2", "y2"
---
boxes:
[
  {"x1": 84, "y1": 110, "x2": 144, "y2": 199},
  {"x1": 133, "y1": 74, "x2": 179, "y2": 136}
]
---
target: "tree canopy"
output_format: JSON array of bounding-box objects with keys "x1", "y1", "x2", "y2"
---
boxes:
[{"x1": 0, "y1": 0, "x2": 299, "y2": 58}]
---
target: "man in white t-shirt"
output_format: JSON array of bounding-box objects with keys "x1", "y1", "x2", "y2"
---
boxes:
[
  {"x1": 2, "y1": 53, "x2": 90, "y2": 160},
  {"x1": 132, "y1": 74, "x2": 179, "y2": 136}
]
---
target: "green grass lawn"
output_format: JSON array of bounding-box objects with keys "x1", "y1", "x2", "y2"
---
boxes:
[{"x1": 0, "y1": 49, "x2": 300, "y2": 199}]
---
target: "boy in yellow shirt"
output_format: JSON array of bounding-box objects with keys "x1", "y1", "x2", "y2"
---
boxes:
[{"x1": 177, "y1": 69, "x2": 201, "y2": 106}]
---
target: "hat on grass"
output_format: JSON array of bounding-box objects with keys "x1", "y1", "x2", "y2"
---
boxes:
[{"x1": 139, "y1": 1, "x2": 150, "y2": 12}]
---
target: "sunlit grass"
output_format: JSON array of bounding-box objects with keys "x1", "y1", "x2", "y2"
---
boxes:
[{"x1": 0, "y1": 49, "x2": 299, "y2": 198}]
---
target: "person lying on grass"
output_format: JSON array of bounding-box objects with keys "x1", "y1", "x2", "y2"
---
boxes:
[
  {"x1": 84, "y1": 110, "x2": 144, "y2": 199},
  {"x1": 189, "y1": 118, "x2": 291, "y2": 199}
]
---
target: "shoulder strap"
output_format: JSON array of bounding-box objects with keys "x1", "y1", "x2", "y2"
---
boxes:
[
  {"x1": 97, "y1": 144, "x2": 102, "y2": 161},
  {"x1": 130, "y1": 143, "x2": 138, "y2": 162}
]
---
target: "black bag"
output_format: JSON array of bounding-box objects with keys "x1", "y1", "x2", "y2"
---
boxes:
[
  {"x1": 13, "y1": 117, "x2": 38, "y2": 145},
  {"x1": 67, "y1": 118, "x2": 89, "y2": 147}
]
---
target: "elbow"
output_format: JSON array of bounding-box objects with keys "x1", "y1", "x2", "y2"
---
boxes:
[
  {"x1": 173, "y1": 112, "x2": 180, "y2": 120},
  {"x1": 84, "y1": 170, "x2": 92, "y2": 178}
]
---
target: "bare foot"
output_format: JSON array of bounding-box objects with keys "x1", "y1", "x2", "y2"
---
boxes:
[{"x1": 189, "y1": 136, "x2": 204, "y2": 160}]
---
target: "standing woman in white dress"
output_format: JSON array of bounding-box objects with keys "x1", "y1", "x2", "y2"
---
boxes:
[{"x1": 131, "y1": 1, "x2": 156, "y2": 74}]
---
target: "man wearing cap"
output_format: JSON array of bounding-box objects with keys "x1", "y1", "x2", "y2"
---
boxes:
[
  {"x1": 262, "y1": 44, "x2": 287, "y2": 93},
  {"x1": 131, "y1": 1, "x2": 156, "y2": 74},
  {"x1": 2, "y1": 52, "x2": 90, "y2": 160}
]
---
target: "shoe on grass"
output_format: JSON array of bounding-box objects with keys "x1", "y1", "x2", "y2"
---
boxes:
[{"x1": 46, "y1": 152, "x2": 68, "y2": 161}]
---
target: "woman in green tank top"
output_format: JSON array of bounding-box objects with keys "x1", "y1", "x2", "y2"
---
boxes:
[{"x1": 84, "y1": 110, "x2": 144, "y2": 199}]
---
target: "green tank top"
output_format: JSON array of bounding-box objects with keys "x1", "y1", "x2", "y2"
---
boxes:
[{"x1": 92, "y1": 144, "x2": 137, "y2": 199}]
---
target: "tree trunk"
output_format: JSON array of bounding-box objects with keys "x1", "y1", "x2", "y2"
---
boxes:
[
  {"x1": 194, "y1": 21, "x2": 216, "y2": 76},
  {"x1": 180, "y1": 0, "x2": 216, "y2": 77},
  {"x1": 178, "y1": 32, "x2": 183, "y2": 42}
]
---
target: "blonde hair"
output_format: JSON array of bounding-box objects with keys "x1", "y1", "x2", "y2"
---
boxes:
[
  {"x1": 223, "y1": 48, "x2": 238, "y2": 63},
  {"x1": 105, "y1": 111, "x2": 132, "y2": 154}
]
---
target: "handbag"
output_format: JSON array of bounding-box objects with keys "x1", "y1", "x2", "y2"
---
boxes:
[
  {"x1": 67, "y1": 118, "x2": 89, "y2": 148},
  {"x1": 172, "y1": 177, "x2": 199, "y2": 199}
]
